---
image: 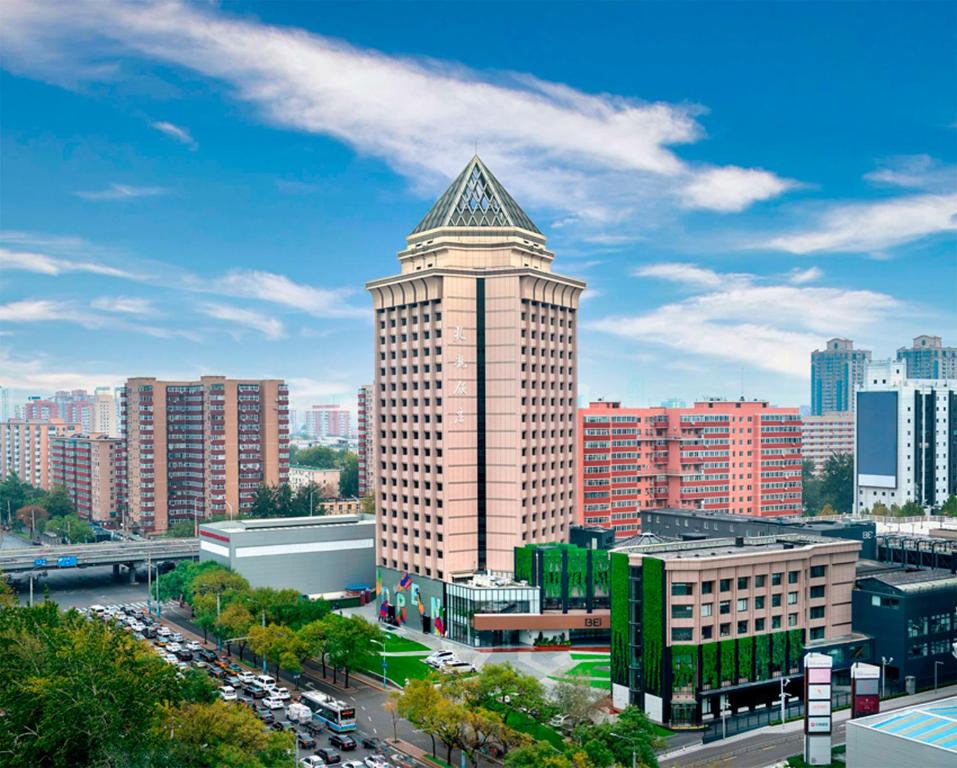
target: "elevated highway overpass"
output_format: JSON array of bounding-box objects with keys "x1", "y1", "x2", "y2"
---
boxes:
[{"x1": 0, "y1": 539, "x2": 198, "y2": 581}]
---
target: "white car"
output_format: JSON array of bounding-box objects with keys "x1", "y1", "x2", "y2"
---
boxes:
[
  {"x1": 237, "y1": 671, "x2": 256, "y2": 684},
  {"x1": 166, "y1": 643, "x2": 182, "y2": 653},
  {"x1": 365, "y1": 756, "x2": 392, "y2": 768},
  {"x1": 263, "y1": 696, "x2": 285, "y2": 710},
  {"x1": 220, "y1": 685, "x2": 238, "y2": 701},
  {"x1": 299, "y1": 757, "x2": 327, "y2": 768},
  {"x1": 441, "y1": 661, "x2": 476, "y2": 674},
  {"x1": 171, "y1": 632, "x2": 184, "y2": 643},
  {"x1": 156, "y1": 626, "x2": 171, "y2": 637},
  {"x1": 163, "y1": 653, "x2": 178, "y2": 664},
  {"x1": 273, "y1": 686, "x2": 291, "y2": 701},
  {"x1": 342, "y1": 762, "x2": 365, "y2": 768},
  {"x1": 186, "y1": 641, "x2": 202, "y2": 651}
]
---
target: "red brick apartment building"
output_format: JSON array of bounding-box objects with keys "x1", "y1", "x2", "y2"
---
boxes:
[{"x1": 577, "y1": 399, "x2": 802, "y2": 539}]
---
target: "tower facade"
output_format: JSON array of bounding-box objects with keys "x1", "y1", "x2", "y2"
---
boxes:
[
  {"x1": 367, "y1": 156, "x2": 584, "y2": 581},
  {"x1": 811, "y1": 338, "x2": 872, "y2": 415},
  {"x1": 896, "y1": 335, "x2": 957, "y2": 379}
]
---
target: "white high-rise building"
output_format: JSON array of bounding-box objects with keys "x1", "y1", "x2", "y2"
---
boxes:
[
  {"x1": 94, "y1": 386, "x2": 119, "y2": 436},
  {"x1": 855, "y1": 360, "x2": 957, "y2": 512},
  {"x1": 0, "y1": 387, "x2": 9, "y2": 422}
]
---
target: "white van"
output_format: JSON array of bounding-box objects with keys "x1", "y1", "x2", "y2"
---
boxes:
[
  {"x1": 286, "y1": 702, "x2": 312, "y2": 724},
  {"x1": 254, "y1": 674, "x2": 276, "y2": 690}
]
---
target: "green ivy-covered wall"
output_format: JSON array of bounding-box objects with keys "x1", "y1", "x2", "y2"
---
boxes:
[
  {"x1": 642, "y1": 557, "x2": 664, "y2": 696},
  {"x1": 754, "y1": 633, "x2": 770, "y2": 680},
  {"x1": 787, "y1": 629, "x2": 804, "y2": 669},
  {"x1": 702, "y1": 642, "x2": 719, "y2": 689},
  {"x1": 738, "y1": 636, "x2": 754, "y2": 682},
  {"x1": 719, "y1": 638, "x2": 736, "y2": 684},
  {"x1": 610, "y1": 552, "x2": 630, "y2": 687},
  {"x1": 592, "y1": 550, "x2": 610, "y2": 597},
  {"x1": 772, "y1": 631, "x2": 786, "y2": 673},
  {"x1": 671, "y1": 645, "x2": 698, "y2": 690},
  {"x1": 514, "y1": 546, "x2": 533, "y2": 585},
  {"x1": 542, "y1": 549, "x2": 564, "y2": 600},
  {"x1": 567, "y1": 547, "x2": 588, "y2": 598}
]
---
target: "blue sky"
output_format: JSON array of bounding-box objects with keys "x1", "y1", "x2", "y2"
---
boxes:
[{"x1": 1, "y1": 0, "x2": 954, "y2": 413}]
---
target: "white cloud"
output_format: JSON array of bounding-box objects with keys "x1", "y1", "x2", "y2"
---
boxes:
[
  {"x1": 0, "y1": 348, "x2": 126, "y2": 393},
  {"x1": 632, "y1": 263, "x2": 725, "y2": 289},
  {"x1": 590, "y1": 267, "x2": 903, "y2": 378},
  {"x1": 150, "y1": 120, "x2": 197, "y2": 149},
  {"x1": 0, "y1": 246, "x2": 134, "y2": 278},
  {"x1": 90, "y1": 296, "x2": 155, "y2": 315},
  {"x1": 212, "y1": 269, "x2": 365, "y2": 319},
  {"x1": 0, "y1": 299, "x2": 102, "y2": 327},
  {"x1": 75, "y1": 183, "x2": 170, "y2": 201},
  {"x1": 682, "y1": 166, "x2": 796, "y2": 212},
  {"x1": 0, "y1": 0, "x2": 795, "y2": 233},
  {"x1": 200, "y1": 303, "x2": 285, "y2": 340},
  {"x1": 764, "y1": 193, "x2": 957, "y2": 254},
  {"x1": 864, "y1": 155, "x2": 955, "y2": 191},
  {"x1": 787, "y1": 266, "x2": 823, "y2": 285}
]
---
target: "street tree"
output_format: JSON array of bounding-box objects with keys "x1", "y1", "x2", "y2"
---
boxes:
[
  {"x1": 43, "y1": 513, "x2": 94, "y2": 543},
  {"x1": 574, "y1": 706, "x2": 663, "y2": 768},
  {"x1": 801, "y1": 458, "x2": 821, "y2": 515},
  {"x1": 551, "y1": 675, "x2": 602, "y2": 732},
  {"x1": 326, "y1": 614, "x2": 382, "y2": 686},
  {"x1": 820, "y1": 452, "x2": 853, "y2": 513},
  {"x1": 505, "y1": 742, "x2": 580, "y2": 768},
  {"x1": 469, "y1": 662, "x2": 547, "y2": 726},
  {"x1": 39, "y1": 485, "x2": 74, "y2": 518},
  {"x1": 248, "y1": 622, "x2": 305, "y2": 679},
  {"x1": 458, "y1": 708, "x2": 507, "y2": 768},
  {"x1": 397, "y1": 676, "x2": 445, "y2": 757},
  {"x1": 941, "y1": 495, "x2": 957, "y2": 517},
  {"x1": 297, "y1": 617, "x2": 332, "y2": 678},
  {"x1": 216, "y1": 601, "x2": 255, "y2": 657}
]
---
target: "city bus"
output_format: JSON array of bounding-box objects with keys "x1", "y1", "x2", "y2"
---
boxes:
[{"x1": 300, "y1": 690, "x2": 357, "y2": 732}]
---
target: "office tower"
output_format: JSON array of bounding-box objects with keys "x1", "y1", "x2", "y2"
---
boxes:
[
  {"x1": 855, "y1": 360, "x2": 956, "y2": 511},
  {"x1": 0, "y1": 387, "x2": 9, "y2": 422},
  {"x1": 122, "y1": 377, "x2": 289, "y2": 533},
  {"x1": 811, "y1": 338, "x2": 872, "y2": 415},
  {"x1": 801, "y1": 413, "x2": 855, "y2": 475},
  {"x1": 896, "y1": 335, "x2": 957, "y2": 379},
  {"x1": 367, "y1": 155, "x2": 584, "y2": 581},
  {"x1": 304, "y1": 404, "x2": 352, "y2": 439},
  {"x1": 578, "y1": 399, "x2": 802, "y2": 538},
  {"x1": 357, "y1": 384, "x2": 374, "y2": 497},
  {"x1": 0, "y1": 419, "x2": 81, "y2": 489},
  {"x1": 94, "y1": 386, "x2": 119, "y2": 436},
  {"x1": 49, "y1": 434, "x2": 125, "y2": 524}
]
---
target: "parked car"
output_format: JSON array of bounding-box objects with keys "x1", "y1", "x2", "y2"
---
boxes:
[
  {"x1": 196, "y1": 649, "x2": 217, "y2": 662},
  {"x1": 328, "y1": 733, "x2": 356, "y2": 751},
  {"x1": 175, "y1": 649, "x2": 194, "y2": 662},
  {"x1": 424, "y1": 650, "x2": 454, "y2": 668},
  {"x1": 360, "y1": 737, "x2": 381, "y2": 750},
  {"x1": 208, "y1": 666, "x2": 226, "y2": 680},
  {"x1": 258, "y1": 710, "x2": 275, "y2": 724},
  {"x1": 316, "y1": 748, "x2": 340, "y2": 765},
  {"x1": 440, "y1": 661, "x2": 476, "y2": 674},
  {"x1": 297, "y1": 734, "x2": 317, "y2": 750},
  {"x1": 254, "y1": 674, "x2": 276, "y2": 689},
  {"x1": 224, "y1": 674, "x2": 241, "y2": 687},
  {"x1": 304, "y1": 719, "x2": 325, "y2": 736},
  {"x1": 237, "y1": 671, "x2": 256, "y2": 684},
  {"x1": 186, "y1": 641, "x2": 202, "y2": 651},
  {"x1": 227, "y1": 663, "x2": 243, "y2": 674},
  {"x1": 286, "y1": 702, "x2": 312, "y2": 724},
  {"x1": 364, "y1": 755, "x2": 391, "y2": 768},
  {"x1": 170, "y1": 632, "x2": 184, "y2": 642},
  {"x1": 299, "y1": 757, "x2": 327, "y2": 768},
  {"x1": 219, "y1": 686, "x2": 238, "y2": 701},
  {"x1": 273, "y1": 686, "x2": 291, "y2": 701},
  {"x1": 341, "y1": 762, "x2": 365, "y2": 768},
  {"x1": 263, "y1": 696, "x2": 285, "y2": 710},
  {"x1": 246, "y1": 683, "x2": 267, "y2": 699}
]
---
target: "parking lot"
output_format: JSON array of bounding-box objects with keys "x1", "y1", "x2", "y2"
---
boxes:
[{"x1": 83, "y1": 601, "x2": 438, "y2": 768}]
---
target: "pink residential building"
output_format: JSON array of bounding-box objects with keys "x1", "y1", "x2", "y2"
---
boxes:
[
  {"x1": 578, "y1": 399, "x2": 802, "y2": 538},
  {"x1": 357, "y1": 384, "x2": 374, "y2": 497}
]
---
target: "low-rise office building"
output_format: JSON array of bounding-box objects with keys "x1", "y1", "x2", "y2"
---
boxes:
[
  {"x1": 199, "y1": 515, "x2": 375, "y2": 597},
  {"x1": 287, "y1": 465, "x2": 341, "y2": 495},
  {"x1": 609, "y1": 533, "x2": 862, "y2": 726},
  {"x1": 640, "y1": 507, "x2": 877, "y2": 560},
  {"x1": 852, "y1": 563, "x2": 957, "y2": 692}
]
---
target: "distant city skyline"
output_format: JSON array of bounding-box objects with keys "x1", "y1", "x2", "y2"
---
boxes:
[{"x1": 1, "y1": 2, "x2": 954, "y2": 411}]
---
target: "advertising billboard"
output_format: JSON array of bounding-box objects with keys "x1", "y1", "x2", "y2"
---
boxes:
[{"x1": 857, "y1": 391, "x2": 898, "y2": 488}]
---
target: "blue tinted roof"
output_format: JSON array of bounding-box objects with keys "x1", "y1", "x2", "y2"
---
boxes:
[{"x1": 862, "y1": 699, "x2": 957, "y2": 753}]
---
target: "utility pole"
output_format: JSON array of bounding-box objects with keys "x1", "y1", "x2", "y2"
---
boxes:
[
  {"x1": 147, "y1": 552, "x2": 152, "y2": 615},
  {"x1": 261, "y1": 610, "x2": 267, "y2": 674},
  {"x1": 310, "y1": 488, "x2": 314, "y2": 517},
  {"x1": 29, "y1": 572, "x2": 34, "y2": 607},
  {"x1": 216, "y1": 592, "x2": 222, "y2": 651},
  {"x1": 935, "y1": 660, "x2": 943, "y2": 693},
  {"x1": 773, "y1": 677, "x2": 791, "y2": 727},
  {"x1": 881, "y1": 656, "x2": 893, "y2": 699}
]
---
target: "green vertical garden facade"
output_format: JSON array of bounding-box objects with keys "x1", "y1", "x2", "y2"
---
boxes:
[
  {"x1": 609, "y1": 551, "x2": 630, "y2": 687},
  {"x1": 641, "y1": 556, "x2": 664, "y2": 696}
]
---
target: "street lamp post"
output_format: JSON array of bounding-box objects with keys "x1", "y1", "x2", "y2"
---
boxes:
[
  {"x1": 935, "y1": 660, "x2": 944, "y2": 693},
  {"x1": 881, "y1": 656, "x2": 894, "y2": 699},
  {"x1": 773, "y1": 677, "x2": 792, "y2": 727},
  {"x1": 720, "y1": 707, "x2": 732, "y2": 740},
  {"x1": 193, "y1": 499, "x2": 200, "y2": 537}
]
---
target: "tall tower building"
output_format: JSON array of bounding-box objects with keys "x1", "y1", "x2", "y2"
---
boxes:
[
  {"x1": 367, "y1": 156, "x2": 585, "y2": 583},
  {"x1": 357, "y1": 384, "x2": 374, "y2": 497},
  {"x1": 896, "y1": 335, "x2": 957, "y2": 379},
  {"x1": 122, "y1": 377, "x2": 289, "y2": 533},
  {"x1": 810, "y1": 338, "x2": 872, "y2": 415},
  {"x1": 94, "y1": 386, "x2": 119, "y2": 436}
]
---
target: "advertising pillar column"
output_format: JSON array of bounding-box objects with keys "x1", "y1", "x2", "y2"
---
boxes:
[
  {"x1": 803, "y1": 652, "x2": 833, "y2": 766},
  {"x1": 850, "y1": 662, "x2": 881, "y2": 718}
]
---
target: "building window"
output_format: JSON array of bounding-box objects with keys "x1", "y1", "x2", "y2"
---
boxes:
[
  {"x1": 772, "y1": 594, "x2": 782, "y2": 608},
  {"x1": 810, "y1": 606, "x2": 825, "y2": 620},
  {"x1": 810, "y1": 585, "x2": 826, "y2": 599},
  {"x1": 737, "y1": 577, "x2": 750, "y2": 590},
  {"x1": 737, "y1": 620, "x2": 749, "y2": 634},
  {"x1": 788, "y1": 571, "x2": 800, "y2": 584},
  {"x1": 772, "y1": 572, "x2": 783, "y2": 586},
  {"x1": 720, "y1": 601, "x2": 731, "y2": 615},
  {"x1": 720, "y1": 623, "x2": 731, "y2": 638},
  {"x1": 701, "y1": 603, "x2": 713, "y2": 617},
  {"x1": 810, "y1": 565, "x2": 827, "y2": 578},
  {"x1": 787, "y1": 591, "x2": 798, "y2": 605},
  {"x1": 755, "y1": 596, "x2": 766, "y2": 610},
  {"x1": 701, "y1": 581, "x2": 714, "y2": 594},
  {"x1": 755, "y1": 618, "x2": 766, "y2": 632},
  {"x1": 788, "y1": 613, "x2": 798, "y2": 627},
  {"x1": 909, "y1": 642, "x2": 928, "y2": 658},
  {"x1": 737, "y1": 598, "x2": 748, "y2": 612},
  {"x1": 671, "y1": 583, "x2": 694, "y2": 596},
  {"x1": 772, "y1": 616, "x2": 782, "y2": 629},
  {"x1": 702, "y1": 626, "x2": 713, "y2": 639},
  {"x1": 810, "y1": 627, "x2": 825, "y2": 641},
  {"x1": 671, "y1": 605, "x2": 694, "y2": 619},
  {"x1": 720, "y1": 579, "x2": 731, "y2": 592},
  {"x1": 672, "y1": 628, "x2": 693, "y2": 642},
  {"x1": 755, "y1": 574, "x2": 766, "y2": 588},
  {"x1": 908, "y1": 617, "x2": 929, "y2": 638}
]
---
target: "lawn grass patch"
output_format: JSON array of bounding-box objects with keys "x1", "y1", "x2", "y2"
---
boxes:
[
  {"x1": 565, "y1": 660, "x2": 611, "y2": 678},
  {"x1": 381, "y1": 633, "x2": 431, "y2": 653},
  {"x1": 358, "y1": 652, "x2": 432, "y2": 686},
  {"x1": 485, "y1": 703, "x2": 565, "y2": 749},
  {"x1": 570, "y1": 652, "x2": 610, "y2": 660}
]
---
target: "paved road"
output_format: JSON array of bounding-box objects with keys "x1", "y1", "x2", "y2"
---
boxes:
[
  {"x1": 660, "y1": 682, "x2": 957, "y2": 768},
  {"x1": 14, "y1": 563, "x2": 155, "y2": 608}
]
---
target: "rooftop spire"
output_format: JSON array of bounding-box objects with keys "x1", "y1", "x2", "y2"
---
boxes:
[{"x1": 410, "y1": 155, "x2": 541, "y2": 235}]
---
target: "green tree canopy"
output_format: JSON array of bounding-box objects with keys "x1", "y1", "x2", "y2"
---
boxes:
[
  {"x1": 39, "y1": 485, "x2": 75, "y2": 518},
  {"x1": 819, "y1": 452, "x2": 853, "y2": 514},
  {"x1": 941, "y1": 495, "x2": 957, "y2": 517},
  {"x1": 801, "y1": 458, "x2": 822, "y2": 516},
  {"x1": 43, "y1": 513, "x2": 93, "y2": 543}
]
